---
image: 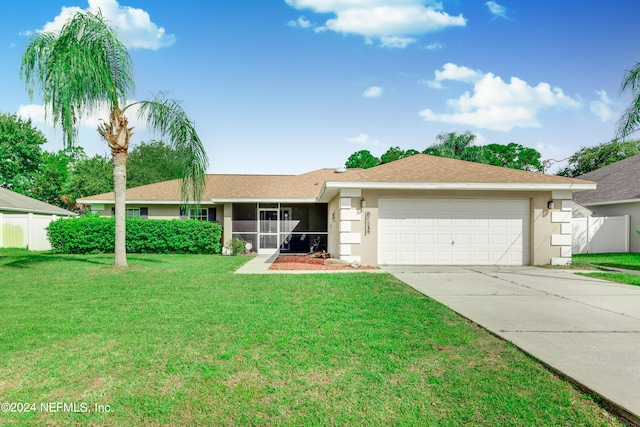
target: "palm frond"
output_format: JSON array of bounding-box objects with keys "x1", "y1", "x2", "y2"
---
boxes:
[
  {"x1": 20, "y1": 10, "x2": 134, "y2": 148},
  {"x1": 617, "y1": 62, "x2": 640, "y2": 139},
  {"x1": 133, "y1": 93, "x2": 208, "y2": 209}
]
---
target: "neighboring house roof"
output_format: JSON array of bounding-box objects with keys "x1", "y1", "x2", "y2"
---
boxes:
[
  {"x1": 573, "y1": 154, "x2": 640, "y2": 206},
  {"x1": 0, "y1": 187, "x2": 76, "y2": 215},
  {"x1": 77, "y1": 154, "x2": 595, "y2": 204}
]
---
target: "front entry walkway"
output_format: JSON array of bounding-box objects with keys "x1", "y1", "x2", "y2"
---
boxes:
[{"x1": 382, "y1": 265, "x2": 640, "y2": 424}]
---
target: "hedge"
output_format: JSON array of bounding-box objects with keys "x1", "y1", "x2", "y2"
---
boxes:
[{"x1": 47, "y1": 215, "x2": 222, "y2": 254}]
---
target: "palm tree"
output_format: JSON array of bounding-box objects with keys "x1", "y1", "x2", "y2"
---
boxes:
[
  {"x1": 424, "y1": 131, "x2": 476, "y2": 158},
  {"x1": 21, "y1": 10, "x2": 208, "y2": 267},
  {"x1": 617, "y1": 62, "x2": 640, "y2": 138}
]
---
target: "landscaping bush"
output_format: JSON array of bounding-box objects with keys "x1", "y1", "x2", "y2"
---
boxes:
[{"x1": 47, "y1": 215, "x2": 222, "y2": 254}]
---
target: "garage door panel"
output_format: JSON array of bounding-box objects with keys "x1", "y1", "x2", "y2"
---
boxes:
[
  {"x1": 398, "y1": 233, "x2": 415, "y2": 244},
  {"x1": 417, "y1": 234, "x2": 434, "y2": 245},
  {"x1": 379, "y1": 198, "x2": 529, "y2": 266}
]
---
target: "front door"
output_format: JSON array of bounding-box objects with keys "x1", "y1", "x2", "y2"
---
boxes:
[{"x1": 258, "y1": 209, "x2": 279, "y2": 254}]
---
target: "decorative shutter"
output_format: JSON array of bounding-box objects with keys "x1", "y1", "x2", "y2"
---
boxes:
[
  {"x1": 208, "y1": 207, "x2": 216, "y2": 222},
  {"x1": 140, "y1": 207, "x2": 148, "y2": 219},
  {"x1": 179, "y1": 207, "x2": 186, "y2": 219}
]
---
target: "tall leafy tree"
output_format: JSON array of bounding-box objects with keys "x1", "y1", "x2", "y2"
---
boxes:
[
  {"x1": 557, "y1": 139, "x2": 640, "y2": 177},
  {"x1": 31, "y1": 149, "x2": 79, "y2": 208},
  {"x1": 345, "y1": 149, "x2": 380, "y2": 169},
  {"x1": 21, "y1": 10, "x2": 208, "y2": 267},
  {"x1": 0, "y1": 113, "x2": 46, "y2": 196},
  {"x1": 424, "y1": 131, "x2": 476, "y2": 158},
  {"x1": 127, "y1": 140, "x2": 183, "y2": 188},
  {"x1": 483, "y1": 143, "x2": 543, "y2": 171},
  {"x1": 63, "y1": 154, "x2": 114, "y2": 207},
  {"x1": 617, "y1": 62, "x2": 640, "y2": 138},
  {"x1": 380, "y1": 146, "x2": 407, "y2": 164}
]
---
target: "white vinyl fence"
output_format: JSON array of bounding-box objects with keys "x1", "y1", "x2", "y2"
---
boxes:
[
  {"x1": 572, "y1": 215, "x2": 629, "y2": 254},
  {"x1": 0, "y1": 213, "x2": 64, "y2": 251}
]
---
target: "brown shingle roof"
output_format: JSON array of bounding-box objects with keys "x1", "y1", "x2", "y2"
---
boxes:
[
  {"x1": 79, "y1": 168, "x2": 358, "y2": 202},
  {"x1": 78, "y1": 154, "x2": 594, "y2": 203},
  {"x1": 331, "y1": 154, "x2": 593, "y2": 184}
]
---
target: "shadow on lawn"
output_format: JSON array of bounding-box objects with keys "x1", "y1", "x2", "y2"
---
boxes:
[{"x1": 0, "y1": 250, "x2": 162, "y2": 269}]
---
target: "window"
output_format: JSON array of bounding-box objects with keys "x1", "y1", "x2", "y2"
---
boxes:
[
  {"x1": 189, "y1": 208, "x2": 208, "y2": 221},
  {"x1": 111, "y1": 207, "x2": 148, "y2": 218},
  {"x1": 180, "y1": 207, "x2": 216, "y2": 221}
]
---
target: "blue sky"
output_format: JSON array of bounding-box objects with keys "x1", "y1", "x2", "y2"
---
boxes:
[{"x1": 0, "y1": 0, "x2": 638, "y2": 174}]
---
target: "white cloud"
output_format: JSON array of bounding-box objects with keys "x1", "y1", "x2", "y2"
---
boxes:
[
  {"x1": 363, "y1": 86, "x2": 383, "y2": 98},
  {"x1": 486, "y1": 1, "x2": 508, "y2": 19},
  {"x1": 17, "y1": 104, "x2": 49, "y2": 125},
  {"x1": 345, "y1": 132, "x2": 381, "y2": 146},
  {"x1": 287, "y1": 16, "x2": 312, "y2": 28},
  {"x1": 425, "y1": 62, "x2": 483, "y2": 88},
  {"x1": 380, "y1": 35, "x2": 415, "y2": 49},
  {"x1": 17, "y1": 101, "x2": 146, "y2": 130},
  {"x1": 34, "y1": 0, "x2": 175, "y2": 50},
  {"x1": 419, "y1": 63, "x2": 582, "y2": 131},
  {"x1": 285, "y1": 0, "x2": 466, "y2": 49},
  {"x1": 422, "y1": 41, "x2": 443, "y2": 50},
  {"x1": 589, "y1": 90, "x2": 615, "y2": 122}
]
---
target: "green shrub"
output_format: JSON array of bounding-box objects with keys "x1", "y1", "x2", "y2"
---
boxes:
[
  {"x1": 224, "y1": 237, "x2": 246, "y2": 255},
  {"x1": 47, "y1": 215, "x2": 222, "y2": 254}
]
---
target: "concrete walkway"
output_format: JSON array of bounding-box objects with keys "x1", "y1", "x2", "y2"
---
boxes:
[
  {"x1": 234, "y1": 255, "x2": 386, "y2": 274},
  {"x1": 382, "y1": 265, "x2": 640, "y2": 424}
]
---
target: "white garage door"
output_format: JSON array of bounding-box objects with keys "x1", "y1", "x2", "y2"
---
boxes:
[{"x1": 378, "y1": 198, "x2": 529, "y2": 265}]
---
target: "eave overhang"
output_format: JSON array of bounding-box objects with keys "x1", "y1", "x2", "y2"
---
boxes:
[{"x1": 317, "y1": 181, "x2": 597, "y2": 203}]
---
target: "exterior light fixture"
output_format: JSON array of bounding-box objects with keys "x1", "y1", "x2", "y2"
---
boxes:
[
  {"x1": 360, "y1": 198, "x2": 366, "y2": 208},
  {"x1": 547, "y1": 200, "x2": 555, "y2": 210}
]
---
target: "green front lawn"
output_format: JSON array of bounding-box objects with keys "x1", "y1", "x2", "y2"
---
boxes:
[
  {"x1": 0, "y1": 250, "x2": 621, "y2": 426},
  {"x1": 573, "y1": 252, "x2": 640, "y2": 271},
  {"x1": 573, "y1": 253, "x2": 640, "y2": 287}
]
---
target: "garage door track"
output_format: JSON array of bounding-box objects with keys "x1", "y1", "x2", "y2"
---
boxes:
[{"x1": 383, "y1": 265, "x2": 640, "y2": 423}]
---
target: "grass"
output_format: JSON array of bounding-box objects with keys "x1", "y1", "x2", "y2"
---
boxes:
[
  {"x1": 0, "y1": 249, "x2": 622, "y2": 426},
  {"x1": 572, "y1": 252, "x2": 640, "y2": 271},
  {"x1": 572, "y1": 253, "x2": 640, "y2": 287}
]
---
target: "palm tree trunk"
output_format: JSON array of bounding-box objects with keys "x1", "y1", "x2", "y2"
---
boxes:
[{"x1": 113, "y1": 151, "x2": 128, "y2": 267}]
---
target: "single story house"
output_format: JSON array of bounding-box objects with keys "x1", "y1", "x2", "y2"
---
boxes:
[
  {"x1": 78, "y1": 154, "x2": 595, "y2": 266},
  {"x1": 573, "y1": 154, "x2": 640, "y2": 252},
  {"x1": 0, "y1": 186, "x2": 76, "y2": 250}
]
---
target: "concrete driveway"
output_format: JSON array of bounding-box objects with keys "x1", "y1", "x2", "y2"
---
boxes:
[{"x1": 382, "y1": 265, "x2": 640, "y2": 424}]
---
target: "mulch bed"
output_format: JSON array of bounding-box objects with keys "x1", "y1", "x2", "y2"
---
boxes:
[{"x1": 269, "y1": 255, "x2": 378, "y2": 271}]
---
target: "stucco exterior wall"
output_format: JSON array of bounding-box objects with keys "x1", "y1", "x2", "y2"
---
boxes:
[
  {"x1": 330, "y1": 189, "x2": 564, "y2": 266},
  {"x1": 584, "y1": 202, "x2": 640, "y2": 252},
  {"x1": 327, "y1": 196, "x2": 341, "y2": 259},
  {"x1": 89, "y1": 204, "x2": 222, "y2": 221}
]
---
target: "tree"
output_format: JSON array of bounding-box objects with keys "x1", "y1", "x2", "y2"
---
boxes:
[
  {"x1": 31, "y1": 149, "x2": 78, "y2": 208},
  {"x1": 557, "y1": 139, "x2": 640, "y2": 177},
  {"x1": 127, "y1": 140, "x2": 183, "y2": 188},
  {"x1": 345, "y1": 149, "x2": 380, "y2": 169},
  {"x1": 483, "y1": 143, "x2": 543, "y2": 171},
  {"x1": 63, "y1": 154, "x2": 114, "y2": 207},
  {"x1": 380, "y1": 146, "x2": 406, "y2": 164},
  {"x1": 617, "y1": 62, "x2": 640, "y2": 138},
  {"x1": 424, "y1": 131, "x2": 476, "y2": 158},
  {"x1": 21, "y1": 10, "x2": 208, "y2": 267},
  {"x1": 0, "y1": 113, "x2": 46, "y2": 197}
]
